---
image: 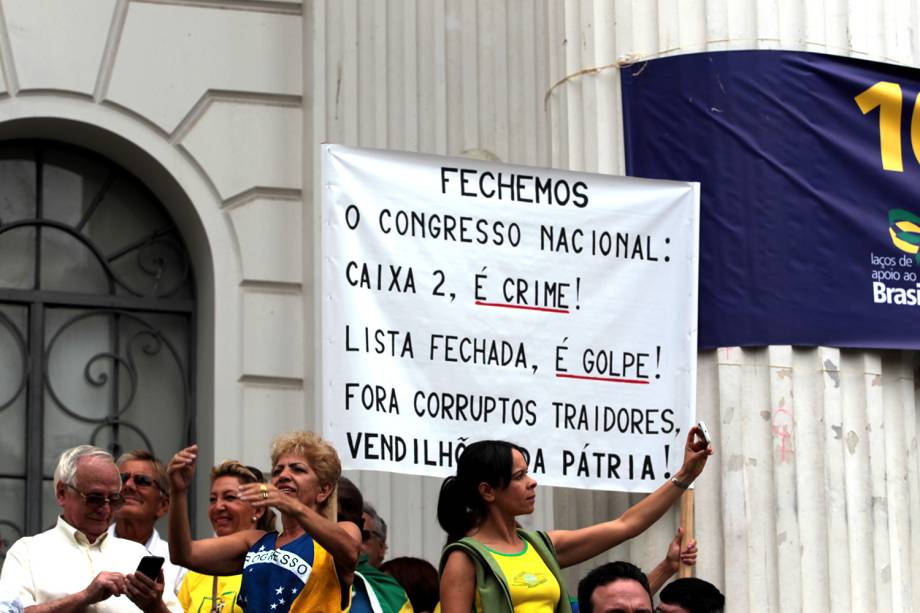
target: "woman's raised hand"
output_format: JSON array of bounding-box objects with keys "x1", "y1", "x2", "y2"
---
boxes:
[
  {"x1": 678, "y1": 425, "x2": 713, "y2": 483},
  {"x1": 167, "y1": 445, "x2": 198, "y2": 495},
  {"x1": 239, "y1": 482, "x2": 301, "y2": 515}
]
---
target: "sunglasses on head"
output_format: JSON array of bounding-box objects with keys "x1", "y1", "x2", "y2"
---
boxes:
[
  {"x1": 120, "y1": 472, "x2": 163, "y2": 493},
  {"x1": 362, "y1": 529, "x2": 385, "y2": 543},
  {"x1": 65, "y1": 484, "x2": 125, "y2": 509},
  {"x1": 245, "y1": 465, "x2": 265, "y2": 482}
]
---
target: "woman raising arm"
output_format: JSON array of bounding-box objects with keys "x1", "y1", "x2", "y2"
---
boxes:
[
  {"x1": 176, "y1": 461, "x2": 275, "y2": 612},
  {"x1": 438, "y1": 426, "x2": 711, "y2": 613},
  {"x1": 167, "y1": 431, "x2": 360, "y2": 612}
]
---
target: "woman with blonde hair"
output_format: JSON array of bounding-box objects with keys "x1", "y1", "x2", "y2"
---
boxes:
[
  {"x1": 168, "y1": 432, "x2": 360, "y2": 612},
  {"x1": 177, "y1": 461, "x2": 273, "y2": 612}
]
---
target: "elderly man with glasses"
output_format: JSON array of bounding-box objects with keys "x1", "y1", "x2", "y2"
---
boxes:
[
  {"x1": 361, "y1": 502, "x2": 388, "y2": 568},
  {"x1": 108, "y1": 450, "x2": 186, "y2": 599},
  {"x1": 0, "y1": 445, "x2": 181, "y2": 612}
]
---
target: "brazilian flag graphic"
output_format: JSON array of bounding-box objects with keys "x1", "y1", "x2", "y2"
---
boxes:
[{"x1": 889, "y1": 209, "x2": 920, "y2": 264}]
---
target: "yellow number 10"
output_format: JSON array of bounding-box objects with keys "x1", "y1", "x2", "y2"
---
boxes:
[{"x1": 855, "y1": 81, "x2": 920, "y2": 172}]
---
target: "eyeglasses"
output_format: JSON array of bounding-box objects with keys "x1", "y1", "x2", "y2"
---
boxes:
[
  {"x1": 65, "y1": 484, "x2": 125, "y2": 509},
  {"x1": 120, "y1": 472, "x2": 164, "y2": 493}
]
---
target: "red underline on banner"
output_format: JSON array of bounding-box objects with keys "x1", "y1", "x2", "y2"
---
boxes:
[
  {"x1": 474, "y1": 301, "x2": 569, "y2": 314},
  {"x1": 555, "y1": 373, "x2": 650, "y2": 385}
]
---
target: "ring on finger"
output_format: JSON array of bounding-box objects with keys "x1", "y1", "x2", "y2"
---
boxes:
[{"x1": 261, "y1": 490, "x2": 269, "y2": 499}]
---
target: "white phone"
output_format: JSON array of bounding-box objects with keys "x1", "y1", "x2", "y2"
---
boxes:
[{"x1": 696, "y1": 420, "x2": 711, "y2": 446}]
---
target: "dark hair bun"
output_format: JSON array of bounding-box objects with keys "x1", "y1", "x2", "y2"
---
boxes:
[{"x1": 437, "y1": 440, "x2": 528, "y2": 543}]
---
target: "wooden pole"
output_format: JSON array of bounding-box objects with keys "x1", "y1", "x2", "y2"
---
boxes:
[{"x1": 679, "y1": 489, "x2": 695, "y2": 578}]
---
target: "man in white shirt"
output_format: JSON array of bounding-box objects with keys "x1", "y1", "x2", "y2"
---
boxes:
[
  {"x1": 0, "y1": 445, "x2": 181, "y2": 612},
  {"x1": 0, "y1": 583, "x2": 22, "y2": 613},
  {"x1": 107, "y1": 450, "x2": 186, "y2": 598}
]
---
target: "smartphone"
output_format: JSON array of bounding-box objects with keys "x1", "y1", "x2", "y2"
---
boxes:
[
  {"x1": 136, "y1": 555, "x2": 164, "y2": 580},
  {"x1": 696, "y1": 420, "x2": 711, "y2": 446}
]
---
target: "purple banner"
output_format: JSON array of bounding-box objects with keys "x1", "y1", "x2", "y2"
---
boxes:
[{"x1": 622, "y1": 50, "x2": 920, "y2": 349}]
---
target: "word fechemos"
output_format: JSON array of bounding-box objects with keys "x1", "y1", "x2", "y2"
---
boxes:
[{"x1": 440, "y1": 166, "x2": 589, "y2": 208}]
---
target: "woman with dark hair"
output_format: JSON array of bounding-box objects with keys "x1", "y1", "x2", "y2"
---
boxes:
[
  {"x1": 379, "y1": 557, "x2": 439, "y2": 613},
  {"x1": 437, "y1": 428, "x2": 712, "y2": 612}
]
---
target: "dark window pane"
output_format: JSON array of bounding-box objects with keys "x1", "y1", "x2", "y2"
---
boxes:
[
  {"x1": 0, "y1": 305, "x2": 28, "y2": 474},
  {"x1": 0, "y1": 144, "x2": 37, "y2": 289},
  {"x1": 94, "y1": 178, "x2": 190, "y2": 299},
  {"x1": 41, "y1": 479, "x2": 58, "y2": 533},
  {"x1": 0, "y1": 143, "x2": 36, "y2": 221},
  {"x1": 0, "y1": 227, "x2": 36, "y2": 290},
  {"x1": 39, "y1": 226, "x2": 111, "y2": 294},
  {"x1": 43, "y1": 309, "x2": 119, "y2": 475},
  {"x1": 114, "y1": 311, "x2": 191, "y2": 455},
  {"x1": 109, "y1": 230, "x2": 192, "y2": 299},
  {"x1": 41, "y1": 146, "x2": 108, "y2": 228},
  {"x1": 0, "y1": 479, "x2": 25, "y2": 563}
]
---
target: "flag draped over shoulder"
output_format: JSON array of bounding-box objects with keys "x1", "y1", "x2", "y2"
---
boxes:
[{"x1": 352, "y1": 555, "x2": 413, "y2": 613}]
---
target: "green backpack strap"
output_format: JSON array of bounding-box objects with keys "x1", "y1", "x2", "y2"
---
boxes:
[
  {"x1": 440, "y1": 538, "x2": 515, "y2": 612},
  {"x1": 518, "y1": 530, "x2": 573, "y2": 613}
]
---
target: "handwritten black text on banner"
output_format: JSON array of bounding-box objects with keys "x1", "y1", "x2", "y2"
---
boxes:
[{"x1": 321, "y1": 145, "x2": 699, "y2": 493}]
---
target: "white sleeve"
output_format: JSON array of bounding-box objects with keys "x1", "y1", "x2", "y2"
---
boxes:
[
  {"x1": 161, "y1": 584, "x2": 183, "y2": 613},
  {"x1": 172, "y1": 566, "x2": 188, "y2": 598},
  {"x1": 0, "y1": 539, "x2": 36, "y2": 607}
]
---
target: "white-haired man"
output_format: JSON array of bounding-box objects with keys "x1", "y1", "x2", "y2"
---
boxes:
[{"x1": 0, "y1": 445, "x2": 180, "y2": 612}]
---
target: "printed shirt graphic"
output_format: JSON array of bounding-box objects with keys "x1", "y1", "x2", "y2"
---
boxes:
[
  {"x1": 178, "y1": 571, "x2": 243, "y2": 613},
  {"x1": 236, "y1": 531, "x2": 347, "y2": 612},
  {"x1": 476, "y1": 541, "x2": 560, "y2": 613}
]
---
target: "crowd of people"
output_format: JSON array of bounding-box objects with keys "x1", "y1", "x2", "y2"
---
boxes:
[{"x1": 0, "y1": 427, "x2": 724, "y2": 612}]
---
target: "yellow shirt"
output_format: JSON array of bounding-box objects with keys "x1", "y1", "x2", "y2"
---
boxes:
[
  {"x1": 178, "y1": 570, "x2": 243, "y2": 613},
  {"x1": 476, "y1": 541, "x2": 560, "y2": 612}
]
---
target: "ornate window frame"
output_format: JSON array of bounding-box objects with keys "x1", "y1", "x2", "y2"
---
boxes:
[{"x1": 0, "y1": 139, "x2": 196, "y2": 546}]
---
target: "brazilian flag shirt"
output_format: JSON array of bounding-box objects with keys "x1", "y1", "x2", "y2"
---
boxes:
[{"x1": 237, "y1": 531, "x2": 348, "y2": 612}]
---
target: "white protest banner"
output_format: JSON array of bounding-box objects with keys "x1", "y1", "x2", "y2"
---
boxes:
[{"x1": 321, "y1": 145, "x2": 698, "y2": 492}]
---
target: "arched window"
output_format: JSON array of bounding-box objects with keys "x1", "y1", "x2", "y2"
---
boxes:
[{"x1": 0, "y1": 140, "x2": 195, "y2": 555}]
